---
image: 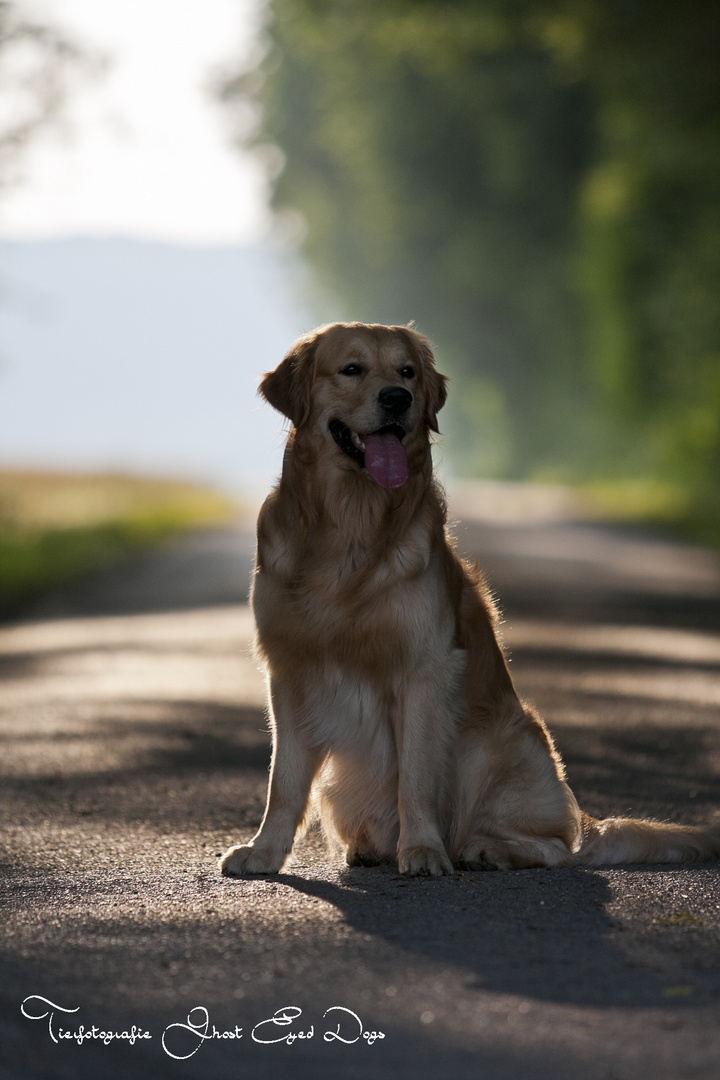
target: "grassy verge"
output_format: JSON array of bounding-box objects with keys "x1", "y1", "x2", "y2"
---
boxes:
[
  {"x1": 575, "y1": 479, "x2": 720, "y2": 548},
  {"x1": 0, "y1": 470, "x2": 239, "y2": 619}
]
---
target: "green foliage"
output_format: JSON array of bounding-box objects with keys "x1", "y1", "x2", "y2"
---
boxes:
[
  {"x1": 223, "y1": 0, "x2": 720, "y2": 538},
  {"x1": 0, "y1": 1, "x2": 101, "y2": 188}
]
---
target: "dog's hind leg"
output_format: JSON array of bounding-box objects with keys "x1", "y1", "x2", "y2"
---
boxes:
[
  {"x1": 457, "y1": 834, "x2": 575, "y2": 871},
  {"x1": 220, "y1": 676, "x2": 323, "y2": 876},
  {"x1": 450, "y1": 705, "x2": 582, "y2": 871}
]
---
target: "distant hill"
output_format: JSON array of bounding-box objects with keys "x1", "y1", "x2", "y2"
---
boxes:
[{"x1": 0, "y1": 238, "x2": 319, "y2": 493}]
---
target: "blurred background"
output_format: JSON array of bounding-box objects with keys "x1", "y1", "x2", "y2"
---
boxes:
[
  {"x1": 1, "y1": 0, "x2": 719, "y2": 614},
  {"x1": 0, "y1": 0, "x2": 312, "y2": 497}
]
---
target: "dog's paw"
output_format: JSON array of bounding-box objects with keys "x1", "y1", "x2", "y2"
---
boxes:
[
  {"x1": 398, "y1": 844, "x2": 453, "y2": 877},
  {"x1": 457, "y1": 837, "x2": 552, "y2": 871},
  {"x1": 457, "y1": 839, "x2": 515, "y2": 871},
  {"x1": 346, "y1": 845, "x2": 381, "y2": 868},
  {"x1": 457, "y1": 851, "x2": 502, "y2": 871},
  {"x1": 218, "y1": 844, "x2": 283, "y2": 877}
]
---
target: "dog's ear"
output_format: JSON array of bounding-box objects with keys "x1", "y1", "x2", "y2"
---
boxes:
[
  {"x1": 398, "y1": 327, "x2": 448, "y2": 433},
  {"x1": 260, "y1": 333, "x2": 317, "y2": 426}
]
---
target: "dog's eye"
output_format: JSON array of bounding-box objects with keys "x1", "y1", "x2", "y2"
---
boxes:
[
  {"x1": 400, "y1": 365, "x2": 415, "y2": 379},
  {"x1": 339, "y1": 364, "x2": 363, "y2": 376}
]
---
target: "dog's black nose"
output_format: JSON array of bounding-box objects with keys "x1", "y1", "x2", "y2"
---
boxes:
[{"x1": 378, "y1": 386, "x2": 413, "y2": 415}]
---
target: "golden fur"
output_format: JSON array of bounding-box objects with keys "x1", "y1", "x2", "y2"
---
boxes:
[{"x1": 220, "y1": 322, "x2": 720, "y2": 876}]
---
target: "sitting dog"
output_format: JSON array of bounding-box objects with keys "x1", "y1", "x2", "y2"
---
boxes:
[{"x1": 220, "y1": 322, "x2": 719, "y2": 876}]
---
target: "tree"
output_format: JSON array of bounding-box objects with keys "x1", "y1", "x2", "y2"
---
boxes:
[
  {"x1": 221, "y1": 0, "x2": 720, "y2": 532},
  {"x1": 0, "y1": 1, "x2": 100, "y2": 190}
]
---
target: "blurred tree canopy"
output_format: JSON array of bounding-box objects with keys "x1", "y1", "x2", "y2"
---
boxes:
[
  {"x1": 221, "y1": 0, "x2": 720, "y2": 531},
  {"x1": 0, "y1": 0, "x2": 98, "y2": 190}
]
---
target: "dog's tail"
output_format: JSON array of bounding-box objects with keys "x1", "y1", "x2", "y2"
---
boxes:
[{"x1": 576, "y1": 812, "x2": 720, "y2": 866}]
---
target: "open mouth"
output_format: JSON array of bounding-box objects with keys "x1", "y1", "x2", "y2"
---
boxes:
[{"x1": 329, "y1": 420, "x2": 409, "y2": 489}]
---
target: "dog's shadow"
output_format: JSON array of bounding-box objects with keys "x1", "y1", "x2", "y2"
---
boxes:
[{"x1": 264, "y1": 863, "x2": 714, "y2": 1009}]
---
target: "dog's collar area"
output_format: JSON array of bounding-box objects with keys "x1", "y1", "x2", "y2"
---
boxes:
[{"x1": 329, "y1": 419, "x2": 405, "y2": 466}]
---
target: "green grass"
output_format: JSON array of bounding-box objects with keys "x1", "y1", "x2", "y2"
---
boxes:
[
  {"x1": 0, "y1": 470, "x2": 240, "y2": 619},
  {"x1": 576, "y1": 478, "x2": 720, "y2": 548},
  {"x1": 577, "y1": 479, "x2": 690, "y2": 524}
]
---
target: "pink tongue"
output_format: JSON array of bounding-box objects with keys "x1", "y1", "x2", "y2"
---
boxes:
[{"x1": 364, "y1": 431, "x2": 409, "y2": 488}]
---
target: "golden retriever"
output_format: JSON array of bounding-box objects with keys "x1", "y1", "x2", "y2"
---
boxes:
[{"x1": 220, "y1": 322, "x2": 720, "y2": 877}]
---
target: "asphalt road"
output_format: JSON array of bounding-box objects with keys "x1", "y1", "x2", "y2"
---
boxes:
[{"x1": 2, "y1": 482, "x2": 720, "y2": 1080}]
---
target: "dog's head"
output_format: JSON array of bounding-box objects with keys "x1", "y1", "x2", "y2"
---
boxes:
[{"x1": 260, "y1": 323, "x2": 448, "y2": 489}]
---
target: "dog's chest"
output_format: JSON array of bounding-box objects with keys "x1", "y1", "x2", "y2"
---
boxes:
[{"x1": 253, "y1": 516, "x2": 455, "y2": 673}]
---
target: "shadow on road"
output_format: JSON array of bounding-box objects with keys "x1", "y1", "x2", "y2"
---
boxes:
[
  {"x1": 246, "y1": 863, "x2": 713, "y2": 1010},
  {"x1": 3, "y1": 510, "x2": 720, "y2": 1079}
]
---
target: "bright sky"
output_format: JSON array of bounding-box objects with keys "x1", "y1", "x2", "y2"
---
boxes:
[{"x1": 0, "y1": 0, "x2": 271, "y2": 244}]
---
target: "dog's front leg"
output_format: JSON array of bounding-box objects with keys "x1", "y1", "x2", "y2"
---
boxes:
[
  {"x1": 219, "y1": 677, "x2": 322, "y2": 876},
  {"x1": 395, "y1": 666, "x2": 459, "y2": 877}
]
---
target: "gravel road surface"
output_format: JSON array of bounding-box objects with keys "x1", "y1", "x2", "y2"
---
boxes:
[{"x1": 2, "y1": 483, "x2": 720, "y2": 1080}]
